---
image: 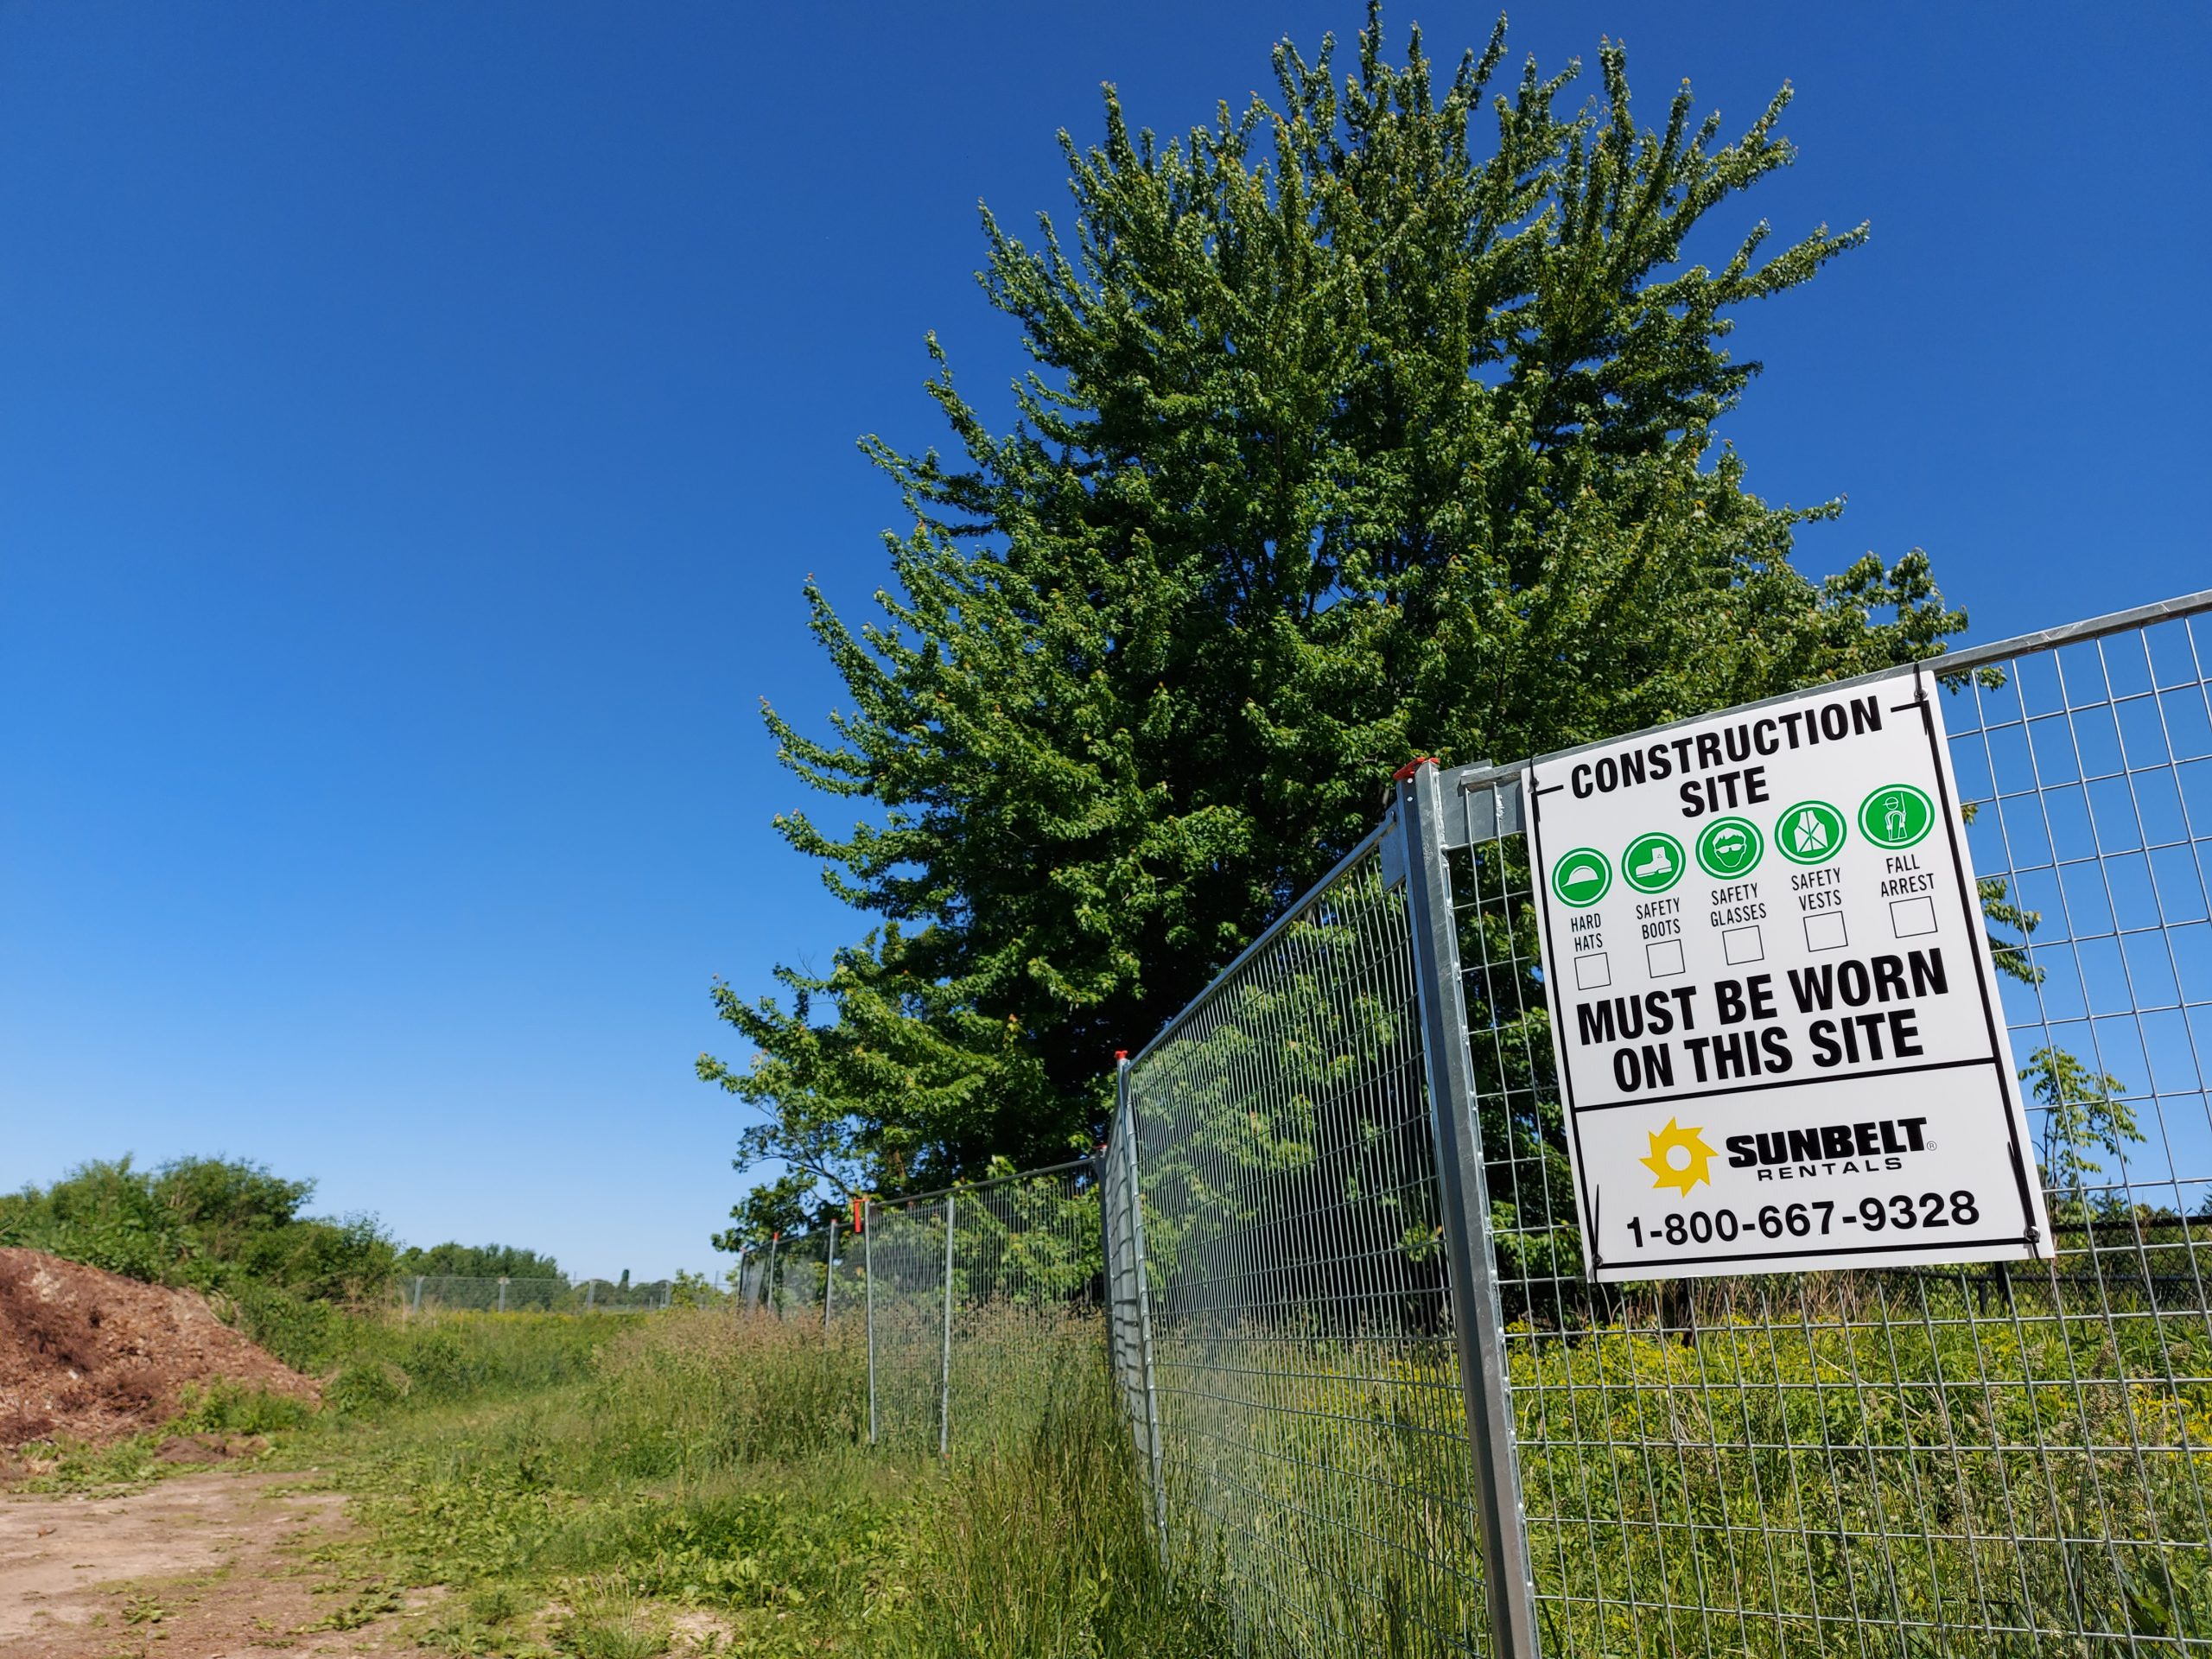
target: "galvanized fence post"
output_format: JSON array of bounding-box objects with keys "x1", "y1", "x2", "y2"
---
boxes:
[
  {"x1": 863, "y1": 1198, "x2": 878, "y2": 1445},
  {"x1": 1398, "y1": 760, "x2": 1542, "y2": 1659},
  {"x1": 1118, "y1": 1056, "x2": 1170, "y2": 1557},
  {"x1": 496, "y1": 1275, "x2": 509, "y2": 1314},
  {"x1": 938, "y1": 1190, "x2": 957, "y2": 1456},
  {"x1": 823, "y1": 1214, "x2": 838, "y2": 1329},
  {"x1": 766, "y1": 1232, "x2": 779, "y2": 1317},
  {"x1": 411, "y1": 1274, "x2": 423, "y2": 1313}
]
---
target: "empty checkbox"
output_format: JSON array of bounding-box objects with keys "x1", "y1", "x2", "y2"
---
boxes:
[
  {"x1": 1573, "y1": 951, "x2": 1612, "y2": 991},
  {"x1": 1802, "y1": 912, "x2": 1848, "y2": 953},
  {"x1": 1723, "y1": 925, "x2": 1764, "y2": 965},
  {"x1": 1891, "y1": 896, "x2": 1938, "y2": 938},
  {"x1": 1645, "y1": 940, "x2": 1686, "y2": 978}
]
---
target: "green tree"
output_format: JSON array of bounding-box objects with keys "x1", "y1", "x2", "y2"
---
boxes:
[
  {"x1": 395, "y1": 1241, "x2": 567, "y2": 1283},
  {"x1": 702, "y1": 9, "x2": 1970, "y2": 1205},
  {"x1": 0, "y1": 1154, "x2": 396, "y2": 1301},
  {"x1": 708, "y1": 1169, "x2": 825, "y2": 1255}
]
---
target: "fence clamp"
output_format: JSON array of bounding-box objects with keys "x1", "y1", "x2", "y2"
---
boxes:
[{"x1": 1378, "y1": 810, "x2": 1408, "y2": 889}]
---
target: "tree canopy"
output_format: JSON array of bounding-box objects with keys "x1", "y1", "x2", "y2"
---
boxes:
[
  {"x1": 395, "y1": 1241, "x2": 567, "y2": 1283},
  {"x1": 0, "y1": 1154, "x2": 397, "y2": 1302},
  {"x1": 702, "y1": 9, "x2": 1970, "y2": 1232}
]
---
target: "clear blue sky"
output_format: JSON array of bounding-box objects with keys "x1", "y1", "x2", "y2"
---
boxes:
[{"x1": 3, "y1": 3, "x2": 2206, "y2": 1280}]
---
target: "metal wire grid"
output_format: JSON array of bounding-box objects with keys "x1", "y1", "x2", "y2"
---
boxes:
[
  {"x1": 1122, "y1": 842, "x2": 1492, "y2": 1658},
  {"x1": 863, "y1": 1165, "x2": 1105, "y2": 1454},
  {"x1": 398, "y1": 1274, "x2": 672, "y2": 1313},
  {"x1": 863, "y1": 1192, "x2": 952, "y2": 1449},
  {"x1": 948, "y1": 1166, "x2": 1106, "y2": 1453},
  {"x1": 736, "y1": 1250, "x2": 766, "y2": 1309},
  {"x1": 1446, "y1": 604, "x2": 2212, "y2": 1656},
  {"x1": 759, "y1": 1230, "x2": 837, "y2": 1320},
  {"x1": 825, "y1": 1222, "x2": 867, "y2": 1325}
]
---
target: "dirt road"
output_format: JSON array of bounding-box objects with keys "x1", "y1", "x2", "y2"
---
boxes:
[{"x1": 0, "y1": 1468, "x2": 433, "y2": 1659}]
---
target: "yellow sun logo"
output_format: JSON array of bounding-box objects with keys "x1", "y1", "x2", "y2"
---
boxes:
[{"x1": 1641, "y1": 1118, "x2": 1718, "y2": 1195}]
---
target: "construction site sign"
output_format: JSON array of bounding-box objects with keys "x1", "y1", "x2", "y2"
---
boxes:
[{"x1": 1527, "y1": 669, "x2": 2052, "y2": 1280}]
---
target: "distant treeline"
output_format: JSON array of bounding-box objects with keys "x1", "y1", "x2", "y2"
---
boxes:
[
  {"x1": 396, "y1": 1240, "x2": 564, "y2": 1282},
  {"x1": 0, "y1": 1155, "x2": 586, "y2": 1357},
  {"x1": 0, "y1": 1155, "x2": 399, "y2": 1301}
]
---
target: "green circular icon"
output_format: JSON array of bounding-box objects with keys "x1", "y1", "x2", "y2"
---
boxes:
[
  {"x1": 1622, "y1": 831, "x2": 1686, "y2": 894},
  {"x1": 1859, "y1": 783, "x2": 1935, "y2": 849},
  {"x1": 1775, "y1": 800, "x2": 1847, "y2": 865},
  {"x1": 1550, "y1": 848, "x2": 1611, "y2": 907},
  {"x1": 1694, "y1": 817, "x2": 1764, "y2": 879}
]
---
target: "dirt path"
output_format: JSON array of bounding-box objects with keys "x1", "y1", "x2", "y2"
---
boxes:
[{"x1": 0, "y1": 1468, "x2": 435, "y2": 1659}]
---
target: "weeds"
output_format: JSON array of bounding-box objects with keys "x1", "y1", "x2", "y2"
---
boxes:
[
  {"x1": 10, "y1": 1432, "x2": 175, "y2": 1493},
  {"x1": 553, "y1": 1580, "x2": 675, "y2": 1659},
  {"x1": 255, "y1": 1306, "x2": 1212, "y2": 1657}
]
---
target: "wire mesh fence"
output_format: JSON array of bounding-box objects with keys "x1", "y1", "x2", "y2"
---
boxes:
[
  {"x1": 742, "y1": 1228, "x2": 849, "y2": 1321},
  {"x1": 863, "y1": 1161, "x2": 1104, "y2": 1455},
  {"x1": 1121, "y1": 839, "x2": 1494, "y2": 1656},
  {"x1": 1444, "y1": 599, "x2": 2212, "y2": 1656},
  {"x1": 397, "y1": 1274, "x2": 677, "y2": 1313},
  {"x1": 1102, "y1": 588, "x2": 2212, "y2": 1658}
]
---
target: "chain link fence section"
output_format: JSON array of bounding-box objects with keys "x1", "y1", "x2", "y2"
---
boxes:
[
  {"x1": 733, "y1": 1245, "x2": 768, "y2": 1310},
  {"x1": 398, "y1": 1275, "x2": 676, "y2": 1313},
  {"x1": 950, "y1": 1162, "x2": 1104, "y2": 1453},
  {"x1": 735, "y1": 1227, "x2": 852, "y2": 1321},
  {"x1": 1122, "y1": 839, "x2": 1494, "y2": 1658},
  {"x1": 863, "y1": 1161, "x2": 1104, "y2": 1456},
  {"x1": 1445, "y1": 595, "x2": 2212, "y2": 1656},
  {"x1": 864, "y1": 1191, "x2": 954, "y2": 1450}
]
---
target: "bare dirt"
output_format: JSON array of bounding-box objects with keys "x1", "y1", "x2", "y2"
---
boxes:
[
  {"x1": 0, "y1": 1468, "x2": 437, "y2": 1658},
  {"x1": 0, "y1": 1250, "x2": 318, "y2": 1447}
]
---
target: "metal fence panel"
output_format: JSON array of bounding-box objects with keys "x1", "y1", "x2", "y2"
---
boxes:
[
  {"x1": 1099, "y1": 591, "x2": 2211, "y2": 1657},
  {"x1": 864, "y1": 1164, "x2": 1105, "y2": 1454},
  {"x1": 1123, "y1": 839, "x2": 1494, "y2": 1657},
  {"x1": 397, "y1": 1274, "x2": 676, "y2": 1313},
  {"x1": 864, "y1": 1193, "x2": 955, "y2": 1449},
  {"x1": 1446, "y1": 601, "x2": 2212, "y2": 1656},
  {"x1": 948, "y1": 1165, "x2": 1105, "y2": 1454},
  {"x1": 766, "y1": 1235, "x2": 819, "y2": 1318}
]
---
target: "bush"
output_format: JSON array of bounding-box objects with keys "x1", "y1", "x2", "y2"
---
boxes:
[
  {"x1": 170, "y1": 1379, "x2": 315, "y2": 1435},
  {"x1": 0, "y1": 1154, "x2": 397, "y2": 1305}
]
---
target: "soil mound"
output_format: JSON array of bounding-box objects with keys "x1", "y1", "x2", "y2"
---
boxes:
[{"x1": 0, "y1": 1248, "x2": 317, "y2": 1446}]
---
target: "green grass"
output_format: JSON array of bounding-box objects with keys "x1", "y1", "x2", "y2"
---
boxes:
[
  {"x1": 1507, "y1": 1285, "x2": 2212, "y2": 1657},
  {"x1": 244, "y1": 1306, "x2": 1220, "y2": 1658},
  {"x1": 25, "y1": 1266, "x2": 2211, "y2": 1657},
  {"x1": 1135, "y1": 1273, "x2": 2212, "y2": 1659},
  {"x1": 6, "y1": 1377, "x2": 317, "y2": 1492}
]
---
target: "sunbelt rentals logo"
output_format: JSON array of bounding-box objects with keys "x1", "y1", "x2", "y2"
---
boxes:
[{"x1": 1641, "y1": 1118, "x2": 1717, "y2": 1196}]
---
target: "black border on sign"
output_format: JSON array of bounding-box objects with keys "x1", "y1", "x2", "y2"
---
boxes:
[
  {"x1": 1530, "y1": 672, "x2": 2044, "y2": 1279},
  {"x1": 1915, "y1": 668, "x2": 2047, "y2": 1241}
]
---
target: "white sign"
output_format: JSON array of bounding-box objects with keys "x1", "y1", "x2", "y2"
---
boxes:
[{"x1": 1528, "y1": 668, "x2": 2051, "y2": 1280}]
